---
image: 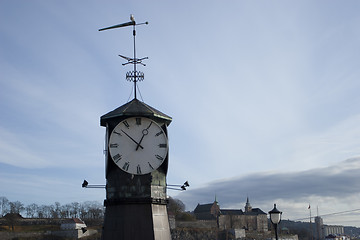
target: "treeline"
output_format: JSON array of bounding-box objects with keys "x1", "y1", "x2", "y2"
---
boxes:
[
  {"x1": 0, "y1": 196, "x2": 104, "y2": 219},
  {"x1": 168, "y1": 197, "x2": 195, "y2": 221},
  {"x1": 0, "y1": 196, "x2": 192, "y2": 221}
]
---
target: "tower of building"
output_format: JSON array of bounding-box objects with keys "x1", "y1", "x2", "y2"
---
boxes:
[
  {"x1": 245, "y1": 197, "x2": 252, "y2": 213},
  {"x1": 315, "y1": 216, "x2": 324, "y2": 240}
]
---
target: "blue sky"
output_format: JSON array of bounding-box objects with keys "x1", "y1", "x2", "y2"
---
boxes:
[{"x1": 1, "y1": 0, "x2": 360, "y2": 227}]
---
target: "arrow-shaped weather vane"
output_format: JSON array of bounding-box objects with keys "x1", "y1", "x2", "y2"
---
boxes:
[{"x1": 99, "y1": 14, "x2": 148, "y2": 99}]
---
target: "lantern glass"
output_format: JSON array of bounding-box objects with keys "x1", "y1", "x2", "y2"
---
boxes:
[
  {"x1": 269, "y1": 204, "x2": 282, "y2": 224},
  {"x1": 270, "y1": 212, "x2": 281, "y2": 224}
]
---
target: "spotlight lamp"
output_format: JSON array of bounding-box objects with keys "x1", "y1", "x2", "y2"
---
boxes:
[
  {"x1": 81, "y1": 179, "x2": 105, "y2": 189},
  {"x1": 167, "y1": 181, "x2": 190, "y2": 191},
  {"x1": 82, "y1": 180, "x2": 88, "y2": 188}
]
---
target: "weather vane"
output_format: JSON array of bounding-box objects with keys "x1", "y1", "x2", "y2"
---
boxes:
[{"x1": 99, "y1": 14, "x2": 148, "y2": 99}]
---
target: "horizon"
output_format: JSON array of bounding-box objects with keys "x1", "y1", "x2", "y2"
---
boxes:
[{"x1": 2, "y1": 194, "x2": 359, "y2": 229}]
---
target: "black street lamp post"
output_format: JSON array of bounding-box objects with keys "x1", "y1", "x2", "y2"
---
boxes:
[{"x1": 269, "y1": 204, "x2": 282, "y2": 240}]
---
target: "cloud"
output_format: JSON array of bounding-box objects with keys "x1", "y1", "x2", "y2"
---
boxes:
[
  {"x1": 0, "y1": 127, "x2": 51, "y2": 168},
  {"x1": 289, "y1": 114, "x2": 360, "y2": 169},
  {"x1": 177, "y1": 158, "x2": 360, "y2": 225}
]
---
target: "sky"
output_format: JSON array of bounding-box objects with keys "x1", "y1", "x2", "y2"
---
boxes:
[{"x1": 1, "y1": 0, "x2": 360, "y2": 227}]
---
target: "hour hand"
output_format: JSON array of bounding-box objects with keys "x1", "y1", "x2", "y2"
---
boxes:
[
  {"x1": 136, "y1": 122, "x2": 152, "y2": 151},
  {"x1": 121, "y1": 130, "x2": 144, "y2": 149}
]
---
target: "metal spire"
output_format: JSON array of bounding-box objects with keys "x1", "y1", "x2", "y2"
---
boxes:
[{"x1": 99, "y1": 14, "x2": 148, "y2": 99}]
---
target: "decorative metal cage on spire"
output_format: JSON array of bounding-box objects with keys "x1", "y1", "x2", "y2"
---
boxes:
[
  {"x1": 126, "y1": 70, "x2": 144, "y2": 82},
  {"x1": 99, "y1": 14, "x2": 148, "y2": 99}
]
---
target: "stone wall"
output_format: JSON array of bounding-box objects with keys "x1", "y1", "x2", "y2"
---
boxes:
[
  {"x1": 174, "y1": 220, "x2": 276, "y2": 240},
  {"x1": 256, "y1": 214, "x2": 268, "y2": 232},
  {"x1": 171, "y1": 228, "x2": 218, "y2": 240},
  {"x1": 176, "y1": 220, "x2": 217, "y2": 229},
  {"x1": 219, "y1": 214, "x2": 268, "y2": 232}
]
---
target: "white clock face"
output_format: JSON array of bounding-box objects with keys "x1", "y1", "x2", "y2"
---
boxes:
[{"x1": 108, "y1": 117, "x2": 168, "y2": 175}]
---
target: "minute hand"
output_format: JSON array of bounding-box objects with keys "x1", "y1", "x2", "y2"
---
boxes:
[{"x1": 121, "y1": 130, "x2": 144, "y2": 149}]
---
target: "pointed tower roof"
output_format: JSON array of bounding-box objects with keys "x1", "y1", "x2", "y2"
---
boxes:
[
  {"x1": 245, "y1": 196, "x2": 252, "y2": 213},
  {"x1": 100, "y1": 98, "x2": 172, "y2": 126}
]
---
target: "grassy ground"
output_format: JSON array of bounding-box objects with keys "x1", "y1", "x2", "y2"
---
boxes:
[
  {"x1": 0, "y1": 225, "x2": 60, "y2": 232},
  {"x1": 0, "y1": 225, "x2": 102, "y2": 240}
]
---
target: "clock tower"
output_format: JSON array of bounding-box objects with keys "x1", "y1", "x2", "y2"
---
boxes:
[{"x1": 99, "y1": 16, "x2": 172, "y2": 240}]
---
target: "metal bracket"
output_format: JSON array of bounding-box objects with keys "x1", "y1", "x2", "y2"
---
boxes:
[{"x1": 167, "y1": 181, "x2": 190, "y2": 191}]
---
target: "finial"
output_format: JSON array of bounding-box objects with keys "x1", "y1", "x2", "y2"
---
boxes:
[{"x1": 99, "y1": 15, "x2": 149, "y2": 100}]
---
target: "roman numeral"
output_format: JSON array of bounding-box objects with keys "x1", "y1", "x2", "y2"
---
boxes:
[
  {"x1": 137, "y1": 165, "x2": 142, "y2": 174},
  {"x1": 110, "y1": 143, "x2": 119, "y2": 148},
  {"x1": 113, "y1": 131, "x2": 122, "y2": 136},
  {"x1": 113, "y1": 154, "x2": 122, "y2": 163},
  {"x1": 158, "y1": 144, "x2": 167, "y2": 148},
  {"x1": 122, "y1": 162, "x2": 129, "y2": 171},
  {"x1": 148, "y1": 162, "x2": 154, "y2": 170},
  {"x1": 155, "y1": 155, "x2": 164, "y2": 161},
  {"x1": 136, "y1": 117, "x2": 142, "y2": 125},
  {"x1": 123, "y1": 120, "x2": 130, "y2": 129},
  {"x1": 155, "y1": 131, "x2": 163, "y2": 137}
]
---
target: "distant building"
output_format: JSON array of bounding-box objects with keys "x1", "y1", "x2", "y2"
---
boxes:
[
  {"x1": 53, "y1": 218, "x2": 91, "y2": 239},
  {"x1": 315, "y1": 216, "x2": 324, "y2": 240},
  {"x1": 314, "y1": 216, "x2": 345, "y2": 240},
  {"x1": 60, "y1": 218, "x2": 87, "y2": 230},
  {"x1": 193, "y1": 197, "x2": 268, "y2": 232},
  {"x1": 324, "y1": 225, "x2": 344, "y2": 237},
  {"x1": 194, "y1": 199, "x2": 221, "y2": 220},
  {"x1": 219, "y1": 197, "x2": 268, "y2": 232}
]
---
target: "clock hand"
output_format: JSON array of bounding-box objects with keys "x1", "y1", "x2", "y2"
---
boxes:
[
  {"x1": 121, "y1": 130, "x2": 144, "y2": 149},
  {"x1": 136, "y1": 121, "x2": 152, "y2": 151}
]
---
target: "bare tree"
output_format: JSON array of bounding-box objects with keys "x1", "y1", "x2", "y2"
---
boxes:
[
  {"x1": 70, "y1": 202, "x2": 80, "y2": 218},
  {"x1": 87, "y1": 201, "x2": 104, "y2": 219},
  {"x1": 9, "y1": 201, "x2": 24, "y2": 214},
  {"x1": 37, "y1": 204, "x2": 52, "y2": 218},
  {"x1": 0, "y1": 196, "x2": 9, "y2": 217},
  {"x1": 79, "y1": 202, "x2": 88, "y2": 219},
  {"x1": 37, "y1": 205, "x2": 44, "y2": 218},
  {"x1": 52, "y1": 202, "x2": 61, "y2": 218},
  {"x1": 167, "y1": 197, "x2": 185, "y2": 218},
  {"x1": 61, "y1": 204, "x2": 72, "y2": 218},
  {"x1": 43, "y1": 205, "x2": 54, "y2": 218},
  {"x1": 1, "y1": 197, "x2": 105, "y2": 220},
  {"x1": 25, "y1": 203, "x2": 38, "y2": 218}
]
